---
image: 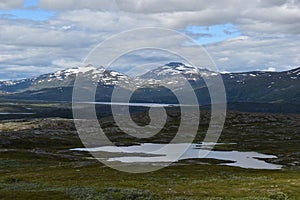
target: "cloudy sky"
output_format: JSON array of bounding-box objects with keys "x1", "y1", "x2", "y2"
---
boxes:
[{"x1": 0, "y1": 0, "x2": 299, "y2": 80}]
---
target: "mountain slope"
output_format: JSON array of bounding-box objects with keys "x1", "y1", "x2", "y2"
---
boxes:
[
  {"x1": 0, "y1": 65, "x2": 130, "y2": 93},
  {"x1": 0, "y1": 63, "x2": 299, "y2": 108},
  {"x1": 140, "y1": 62, "x2": 300, "y2": 104},
  {"x1": 223, "y1": 67, "x2": 300, "y2": 103}
]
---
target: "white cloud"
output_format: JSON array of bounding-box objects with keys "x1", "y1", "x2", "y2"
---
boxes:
[
  {"x1": 265, "y1": 67, "x2": 276, "y2": 72},
  {"x1": 0, "y1": 0, "x2": 299, "y2": 79},
  {"x1": 206, "y1": 35, "x2": 300, "y2": 72},
  {"x1": 52, "y1": 59, "x2": 82, "y2": 68},
  {"x1": 39, "y1": 0, "x2": 300, "y2": 35},
  {"x1": 0, "y1": 0, "x2": 23, "y2": 9},
  {"x1": 0, "y1": 19, "x2": 99, "y2": 47},
  {"x1": 218, "y1": 57, "x2": 230, "y2": 62},
  {"x1": 40, "y1": 0, "x2": 119, "y2": 11}
]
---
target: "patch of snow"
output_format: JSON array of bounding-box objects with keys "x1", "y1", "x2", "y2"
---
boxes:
[
  {"x1": 158, "y1": 68, "x2": 180, "y2": 76},
  {"x1": 79, "y1": 66, "x2": 97, "y2": 73},
  {"x1": 176, "y1": 65, "x2": 189, "y2": 71},
  {"x1": 292, "y1": 68, "x2": 300, "y2": 74},
  {"x1": 110, "y1": 71, "x2": 122, "y2": 77},
  {"x1": 3, "y1": 80, "x2": 16, "y2": 86},
  {"x1": 65, "y1": 68, "x2": 80, "y2": 74}
]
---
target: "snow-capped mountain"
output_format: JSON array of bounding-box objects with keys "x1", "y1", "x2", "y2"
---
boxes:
[
  {"x1": 0, "y1": 63, "x2": 299, "y2": 106},
  {"x1": 0, "y1": 65, "x2": 131, "y2": 93},
  {"x1": 0, "y1": 62, "x2": 220, "y2": 93},
  {"x1": 140, "y1": 62, "x2": 218, "y2": 80},
  {"x1": 222, "y1": 67, "x2": 300, "y2": 103}
]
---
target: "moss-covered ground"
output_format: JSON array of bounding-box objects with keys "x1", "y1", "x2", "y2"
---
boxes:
[{"x1": 0, "y1": 108, "x2": 300, "y2": 199}]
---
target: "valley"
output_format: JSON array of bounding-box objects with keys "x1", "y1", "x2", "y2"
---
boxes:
[
  {"x1": 0, "y1": 63, "x2": 300, "y2": 199},
  {"x1": 0, "y1": 101, "x2": 300, "y2": 199}
]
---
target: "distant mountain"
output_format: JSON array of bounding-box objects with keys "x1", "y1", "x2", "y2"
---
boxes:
[
  {"x1": 0, "y1": 63, "x2": 299, "y2": 111},
  {"x1": 0, "y1": 65, "x2": 131, "y2": 93},
  {"x1": 140, "y1": 62, "x2": 218, "y2": 79},
  {"x1": 222, "y1": 67, "x2": 300, "y2": 103},
  {"x1": 140, "y1": 62, "x2": 300, "y2": 105}
]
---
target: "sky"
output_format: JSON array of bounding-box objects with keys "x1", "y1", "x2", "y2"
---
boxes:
[{"x1": 0, "y1": 0, "x2": 299, "y2": 80}]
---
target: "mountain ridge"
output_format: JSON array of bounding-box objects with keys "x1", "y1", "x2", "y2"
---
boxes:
[{"x1": 0, "y1": 62, "x2": 299, "y2": 107}]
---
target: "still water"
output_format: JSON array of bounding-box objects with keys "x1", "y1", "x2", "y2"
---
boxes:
[{"x1": 72, "y1": 143, "x2": 282, "y2": 170}]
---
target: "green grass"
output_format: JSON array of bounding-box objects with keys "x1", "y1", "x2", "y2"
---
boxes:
[
  {"x1": 0, "y1": 110, "x2": 300, "y2": 199},
  {"x1": 1, "y1": 149, "x2": 300, "y2": 199}
]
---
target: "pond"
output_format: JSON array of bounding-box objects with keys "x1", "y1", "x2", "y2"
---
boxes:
[
  {"x1": 0, "y1": 112, "x2": 35, "y2": 115},
  {"x1": 72, "y1": 143, "x2": 282, "y2": 170}
]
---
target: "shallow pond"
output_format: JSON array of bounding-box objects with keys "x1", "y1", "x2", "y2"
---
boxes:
[
  {"x1": 72, "y1": 143, "x2": 282, "y2": 170},
  {"x1": 0, "y1": 112, "x2": 34, "y2": 115}
]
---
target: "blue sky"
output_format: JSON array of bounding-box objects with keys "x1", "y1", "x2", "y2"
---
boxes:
[
  {"x1": 23, "y1": 0, "x2": 39, "y2": 7},
  {"x1": 0, "y1": 0, "x2": 54, "y2": 21},
  {"x1": 0, "y1": 0, "x2": 299, "y2": 80},
  {"x1": 0, "y1": 8, "x2": 54, "y2": 20},
  {"x1": 0, "y1": 0, "x2": 240, "y2": 44},
  {"x1": 185, "y1": 23, "x2": 241, "y2": 45}
]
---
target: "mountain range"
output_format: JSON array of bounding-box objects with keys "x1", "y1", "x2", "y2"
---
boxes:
[{"x1": 1, "y1": 62, "x2": 299, "y2": 113}]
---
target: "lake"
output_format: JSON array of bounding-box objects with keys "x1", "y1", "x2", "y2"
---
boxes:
[
  {"x1": 75, "y1": 101, "x2": 199, "y2": 107},
  {"x1": 0, "y1": 112, "x2": 35, "y2": 115},
  {"x1": 72, "y1": 143, "x2": 282, "y2": 170}
]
